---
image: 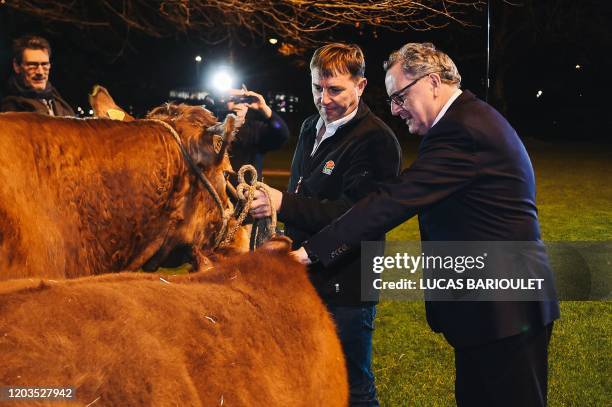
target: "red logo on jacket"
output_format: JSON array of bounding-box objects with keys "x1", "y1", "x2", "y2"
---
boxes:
[{"x1": 322, "y1": 160, "x2": 335, "y2": 175}]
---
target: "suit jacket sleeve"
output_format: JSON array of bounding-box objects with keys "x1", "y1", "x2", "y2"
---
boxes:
[
  {"x1": 303, "y1": 121, "x2": 477, "y2": 267},
  {"x1": 279, "y1": 128, "x2": 401, "y2": 234}
]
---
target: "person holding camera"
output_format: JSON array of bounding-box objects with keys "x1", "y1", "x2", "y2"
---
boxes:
[{"x1": 225, "y1": 88, "x2": 289, "y2": 183}]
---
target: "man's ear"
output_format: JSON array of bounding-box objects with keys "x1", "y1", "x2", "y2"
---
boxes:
[
  {"x1": 429, "y1": 73, "x2": 443, "y2": 94},
  {"x1": 357, "y1": 77, "x2": 368, "y2": 97},
  {"x1": 12, "y1": 58, "x2": 21, "y2": 75}
]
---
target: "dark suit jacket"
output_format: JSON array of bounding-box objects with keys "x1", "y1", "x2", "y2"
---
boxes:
[{"x1": 304, "y1": 90, "x2": 560, "y2": 348}]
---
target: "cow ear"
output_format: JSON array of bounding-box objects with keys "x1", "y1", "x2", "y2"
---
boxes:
[
  {"x1": 89, "y1": 85, "x2": 135, "y2": 121},
  {"x1": 189, "y1": 131, "x2": 216, "y2": 170},
  {"x1": 206, "y1": 114, "x2": 236, "y2": 165}
]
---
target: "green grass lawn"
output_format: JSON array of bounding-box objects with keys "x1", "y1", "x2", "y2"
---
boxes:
[{"x1": 265, "y1": 139, "x2": 612, "y2": 406}]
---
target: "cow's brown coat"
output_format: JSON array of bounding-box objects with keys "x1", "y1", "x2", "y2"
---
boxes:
[
  {"x1": 0, "y1": 106, "x2": 246, "y2": 280},
  {"x1": 0, "y1": 239, "x2": 348, "y2": 406}
]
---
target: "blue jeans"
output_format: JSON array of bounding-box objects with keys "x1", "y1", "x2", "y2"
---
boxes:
[{"x1": 327, "y1": 304, "x2": 379, "y2": 407}]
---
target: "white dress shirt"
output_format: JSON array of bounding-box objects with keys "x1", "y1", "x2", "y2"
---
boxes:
[{"x1": 311, "y1": 107, "x2": 359, "y2": 156}]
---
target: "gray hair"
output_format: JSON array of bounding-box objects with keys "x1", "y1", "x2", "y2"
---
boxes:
[
  {"x1": 384, "y1": 42, "x2": 461, "y2": 86},
  {"x1": 12, "y1": 35, "x2": 51, "y2": 64}
]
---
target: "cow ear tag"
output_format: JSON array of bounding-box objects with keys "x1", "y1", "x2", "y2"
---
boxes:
[
  {"x1": 212, "y1": 135, "x2": 223, "y2": 154},
  {"x1": 322, "y1": 160, "x2": 335, "y2": 175},
  {"x1": 107, "y1": 109, "x2": 126, "y2": 121}
]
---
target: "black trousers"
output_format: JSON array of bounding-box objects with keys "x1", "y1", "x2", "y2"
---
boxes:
[{"x1": 454, "y1": 323, "x2": 554, "y2": 407}]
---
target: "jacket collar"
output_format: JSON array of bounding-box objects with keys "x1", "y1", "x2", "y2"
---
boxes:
[
  {"x1": 417, "y1": 89, "x2": 477, "y2": 151},
  {"x1": 426, "y1": 89, "x2": 476, "y2": 131},
  {"x1": 306, "y1": 99, "x2": 371, "y2": 133},
  {"x1": 7, "y1": 75, "x2": 56, "y2": 100},
  {"x1": 447, "y1": 89, "x2": 475, "y2": 110}
]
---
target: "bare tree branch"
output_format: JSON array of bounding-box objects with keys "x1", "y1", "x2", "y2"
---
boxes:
[{"x1": 3, "y1": 0, "x2": 484, "y2": 49}]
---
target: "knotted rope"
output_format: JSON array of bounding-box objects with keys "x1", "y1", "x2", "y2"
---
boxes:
[
  {"x1": 146, "y1": 118, "x2": 275, "y2": 250},
  {"x1": 219, "y1": 164, "x2": 277, "y2": 249}
]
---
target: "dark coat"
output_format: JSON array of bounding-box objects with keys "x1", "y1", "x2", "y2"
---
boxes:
[
  {"x1": 304, "y1": 90, "x2": 560, "y2": 347},
  {"x1": 280, "y1": 101, "x2": 401, "y2": 305},
  {"x1": 0, "y1": 76, "x2": 74, "y2": 116}
]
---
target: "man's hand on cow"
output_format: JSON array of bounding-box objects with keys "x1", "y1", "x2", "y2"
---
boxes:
[
  {"x1": 290, "y1": 247, "x2": 312, "y2": 265},
  {"x1": 250, "y1": 188, "x2": 282, "y2": 219}
]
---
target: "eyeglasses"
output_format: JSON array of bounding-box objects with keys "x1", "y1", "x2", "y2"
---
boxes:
[
  {"x1": 386, "y1": 73, "x2": 431, "y2": 106},
  {"x1": 22, "y1": 61, "x2": 51, "y2": 71}
]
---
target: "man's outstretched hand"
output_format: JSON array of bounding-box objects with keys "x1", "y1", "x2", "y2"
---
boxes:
[{"x1": 290, "y1": 247, "x2": 311, "y2": 265}]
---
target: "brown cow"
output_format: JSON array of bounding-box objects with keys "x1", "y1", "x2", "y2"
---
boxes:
[
  {"x1": 0, "y1": 104, "x2": 247, "y2": 280},
  {"x1": 0, "y1": 238, "x2": 348, "y2": 406}
]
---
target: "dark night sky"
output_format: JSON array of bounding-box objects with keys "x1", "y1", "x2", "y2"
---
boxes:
[{"x1": 1, "y1": 1, "x2": 610, "y2": 141}]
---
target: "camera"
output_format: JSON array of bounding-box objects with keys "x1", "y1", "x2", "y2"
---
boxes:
[
  {"x1": 205, "y1": 94, "x2": 260, "y2": 120},
  {"x1": 217, "y1": 95, "x2": 259, "y2": 105}
]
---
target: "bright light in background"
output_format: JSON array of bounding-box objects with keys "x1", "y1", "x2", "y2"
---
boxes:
[
  {"x1": 269, "y1": 38, "x2": 278, "y2": 45},
  {"x1": 195, "y1": 55, "x2": 202, "y2": 62},
  {"x1": 210, "y1": 67, "x2": 235, "y2": 92},
  {"x1": 575, "y1": 64, "x2": 581, "y2": 69},
  {"x1": 536, "y1": 90, "x2": 543, "y2": 98}
]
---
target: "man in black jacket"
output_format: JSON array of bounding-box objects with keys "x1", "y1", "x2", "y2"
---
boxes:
[
  {"x1": 1, "y1": 35, "x2": 74, "y2": 116},
  {"x1": 251, "y1": 43, "x2": 401, "y2": 406},
  {"x1": 294, "y1": 43, "x2": 560, "y2": 406}
]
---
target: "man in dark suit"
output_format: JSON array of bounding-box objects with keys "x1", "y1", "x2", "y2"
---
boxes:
[{"x1": 293, "y1": 42, "x2": 560, "y2": 406}]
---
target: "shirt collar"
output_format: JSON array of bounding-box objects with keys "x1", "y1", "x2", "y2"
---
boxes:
[
  {"x1": 432, "y1": 88, "x2": 462, "y2": 128},
  {"x1": 315, "y1": 105, "x2": 359, "y2": 136}
]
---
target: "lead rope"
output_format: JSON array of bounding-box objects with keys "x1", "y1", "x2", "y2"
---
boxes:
[
  {"x1": 148, "y1": 119, "x2": 231, "y2": 249},
  {"x1": 219, "y1": 165, "x2": 277, "y2": 249}
]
